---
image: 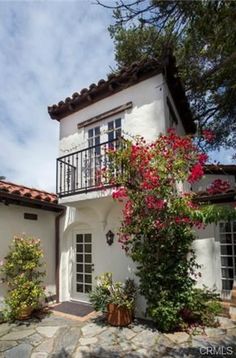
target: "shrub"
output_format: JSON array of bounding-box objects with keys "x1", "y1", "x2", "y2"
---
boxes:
[
  {"x1": 181, "y1": 287, "x2": 222, "y2": 328},
  {"x1": 0, "y1": 235, "x2": 46, "y2": 320},
  {"x1": 89, "y1": 272, "x2": 137, "y2": 312},
  {"x1": 89, "y1": 273, "x2": 112, "y2": 312}
]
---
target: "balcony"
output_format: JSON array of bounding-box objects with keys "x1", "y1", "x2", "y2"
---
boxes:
[{"x1": 56, "y1": 139, "x2": 121, "y2": 197}]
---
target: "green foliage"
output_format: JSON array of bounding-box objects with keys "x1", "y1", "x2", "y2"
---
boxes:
[
  {"x1": 89, "y1": 272, "x2": 111, "y2": 312},
  {"x1": 148, "y1": 297, "x2": 181, "y2": 333},
  {"x1": 89, "y1": 273, "x2": 137, "y2": 312},
  {"x1": 0, "y1": 235, "x2": 46, "y2": 320},
  {"x1": 105, "y1": 0, "x2": 236, "y2": 150},
  {"x1": 194, "y1": 204, "x2": 236, "y2": 224},
  {"x1": 181, "y1": 287, "x2": 222, "y2": 329}
]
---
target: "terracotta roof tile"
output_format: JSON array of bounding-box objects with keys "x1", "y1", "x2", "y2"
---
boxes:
[{"x1": 0, "y1": 180, "x2": 58, "y2": 204}]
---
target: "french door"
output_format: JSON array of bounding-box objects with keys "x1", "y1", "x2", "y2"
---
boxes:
[
  {"x1": 85, "y1": 118, "x2": 122, "y2": 187},
  {"x1": 219, "y1": 221, "x2": 236, "y2": 295},
  {"x1": 72, "y1": 232, "x2": 94, "y2": 302}
]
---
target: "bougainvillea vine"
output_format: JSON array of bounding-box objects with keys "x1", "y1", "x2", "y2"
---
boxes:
[{"x1": 103, "y1": 129, "x2": 235, "y2": 332}]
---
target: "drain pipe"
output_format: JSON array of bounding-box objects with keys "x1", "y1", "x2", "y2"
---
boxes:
[{"x1": 55, "y1": 206, "x2": 66, "y2": 303}]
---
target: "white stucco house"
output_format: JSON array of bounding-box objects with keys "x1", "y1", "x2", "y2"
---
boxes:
[
  {"x1": 0, "y1": 180, "x2": 65, "y2": 307},
  {"x1": 48, "y1": 55, "x2": 236, "y2": 316}
]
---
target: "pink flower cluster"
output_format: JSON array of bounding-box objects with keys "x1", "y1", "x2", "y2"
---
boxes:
[
  {"x1": 145, "y1": 196, "x2": 165, "y2": 210},
  {"x1": 112, "y1": 187, "x2": 127, "y2": 201},
  {"x1": 188, "y1": 163, "x2": 204, "y2": 184},
  {"x1": 207, "y1": 179, "x2": 231, "y2": 195}
]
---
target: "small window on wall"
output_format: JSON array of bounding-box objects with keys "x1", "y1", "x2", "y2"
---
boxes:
[
  {"x1": 24, "y1": 213, "x2": 38, "y2": 220},
  {"x1": 167, "y1": 98, "x2": 178, "y2": 128},
  {"x1": 219, "y1": 221, "x2": 236, "y2": 291}
]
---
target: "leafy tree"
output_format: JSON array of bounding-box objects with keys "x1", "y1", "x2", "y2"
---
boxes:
[{"x1": 98, "y1": 0, "x2": 236, "y2": 151}]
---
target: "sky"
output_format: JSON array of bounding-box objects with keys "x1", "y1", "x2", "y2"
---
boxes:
[
  {"x1": 0, "y1": 0, "x2": 234, "y2": 192},
  {"x1": 0, "y1": 0, "x2": 115, "y2": 192}
]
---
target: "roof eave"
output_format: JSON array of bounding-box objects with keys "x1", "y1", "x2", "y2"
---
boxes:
[{"x1": 0, "y1": 191, "x2": 65, "y2": 213}]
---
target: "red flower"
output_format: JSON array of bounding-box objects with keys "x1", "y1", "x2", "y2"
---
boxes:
[
  {"x1": 188, "y1": 163, "x2": 204, "y2": 183},
  {"x1": 175, "y1": 217, "x2": 191, "y2": 225},
  {"x1": 112, "y1": 187, "x2": 127, "y2": 201},
  {"x1": 198, "y1": 153, "x2": 208, "y2": 165},
  {"x1": 145, "y1": 196, "x2": 165, "y2": 210}
]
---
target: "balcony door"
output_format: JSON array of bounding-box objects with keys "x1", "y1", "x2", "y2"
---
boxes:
[
  {"x1": 71, "y1": 232, "x2": 94, "y2": 302},
  {"x1": 86, "y1": 118, "x2": 122, "y2": 187},
  {"x1": 87, "y1": 126, "x2": 101, "y2": 187}
]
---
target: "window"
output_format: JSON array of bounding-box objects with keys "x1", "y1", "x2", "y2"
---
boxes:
[
  {"x1": 107, "y1": 118, "x2": 122, "y2": 150},
  {"x1": 167, "y1": 98, "x2": 178, "y2": 128},
  {"x1": 107, "y1": 118, "x2": 122, "y2": 142},
  {"x1": 88, "y1": 126, "x2": 100, "y2": 155},
  {"x1": 86, "y1": 126, "x2": 101, "y2": 186},
  {"x1": 219, "y1": 221, "x2": 236, "y2": 291}
]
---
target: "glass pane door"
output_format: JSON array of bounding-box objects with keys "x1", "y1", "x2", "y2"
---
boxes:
[
  {"x1": 86, "y1": 127, "x2": 101, "y2": 187},
  {"x1": 75, "y1": 233, "x2": 93, "y2": 299},
  {"x1": 219, "y1": 221, "x2": 236, "y2": 293}
]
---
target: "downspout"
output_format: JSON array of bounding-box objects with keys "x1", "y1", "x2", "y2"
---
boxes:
[{"x1": 55, "y1": 207, "x2": 66, "y2": 303}]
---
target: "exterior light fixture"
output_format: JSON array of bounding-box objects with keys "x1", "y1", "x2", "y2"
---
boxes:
[{"x1": 106, "y1": 230, "x2": 114, "y2": 246}]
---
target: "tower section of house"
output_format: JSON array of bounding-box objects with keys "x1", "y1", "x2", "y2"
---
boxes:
[
  {"x1": 192, "y1": 165, "x2": 236, "y2": 304},
  {"x1": 48, "y1": 55, "x2": 195, "y2": 313}
]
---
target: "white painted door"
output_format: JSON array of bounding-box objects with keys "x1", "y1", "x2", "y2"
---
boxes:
[{"x1": 72, "y1": 232, "x2": 94, "y2": 302}]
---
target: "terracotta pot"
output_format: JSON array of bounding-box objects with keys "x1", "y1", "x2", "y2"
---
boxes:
[
  {"x1": 107, "y1": 303, "x2": 133, "y2": 327},
  {"x1": 17, "y1": 306, "x2": 33, "y2": 320}
]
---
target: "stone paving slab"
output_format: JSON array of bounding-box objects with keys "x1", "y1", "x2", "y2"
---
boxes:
[{"x1": 0, "y1": 313, "x2": 235, "y2": 357}]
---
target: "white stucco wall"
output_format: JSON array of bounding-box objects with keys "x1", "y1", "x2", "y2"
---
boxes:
[
  {"x1": 59, "y1": 73, "x2": 187, "y2": 156},
  {"x1": 59, "y1": 198, "x2": 146, "y2": 317},
  {"x1": 193, "y1": 224, "x2": 220, "y2": 291},
  {"x1": 0, "y1": 204, "x2": 57, "y2": 306},
  {"x1": 59, "y1": 74, "x2": 166, "y2": 155},
  {"x1": 57, "y1": 72, "x2": 196, "y2": 316}
]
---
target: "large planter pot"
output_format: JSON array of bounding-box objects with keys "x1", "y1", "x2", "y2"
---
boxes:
[
  {"x1": 17, "y1": 306, "x2": 33, "y2": 320},
  {"x1": 107, "y1": 303, "x2": 133, "y2": 327}
]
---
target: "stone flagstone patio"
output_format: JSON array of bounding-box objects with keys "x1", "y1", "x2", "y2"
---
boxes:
[{"x1": 0, "y1": 313, "x2": 236, "y2": 357}]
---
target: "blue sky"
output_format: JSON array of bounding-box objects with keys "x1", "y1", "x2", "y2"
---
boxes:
[
  {"x1": 0, "y1": 0, "x2": 234, "y2": 192},
  {"x1": 0, "y1": 0, "x2": 115, "y2": 191}
]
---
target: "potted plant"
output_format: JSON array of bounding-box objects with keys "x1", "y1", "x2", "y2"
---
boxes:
[
  {"x1": 89, "y1": 272, "x2": 137, "y2": 326},
  {"x1": 0, "y1": 235, "x2": 46, "y2": 321}
]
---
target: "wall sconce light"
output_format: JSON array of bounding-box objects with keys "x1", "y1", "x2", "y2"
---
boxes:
[{"x1": 106, "y1": 230, "x2": 114, "y2": 246}]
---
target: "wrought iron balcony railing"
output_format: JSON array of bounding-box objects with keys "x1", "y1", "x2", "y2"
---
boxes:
[{"x1": 56, "y1": 138, "x2": 121, "y2": 197}]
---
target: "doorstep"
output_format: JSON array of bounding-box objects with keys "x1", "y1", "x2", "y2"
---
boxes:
[{"x1": 50, "y1": 301, "x2": 98, "y2": 322}]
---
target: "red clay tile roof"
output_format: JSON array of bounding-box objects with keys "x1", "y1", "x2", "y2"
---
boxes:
[
  {"x1": 48, "y1": 54, "x2": 195, "y2": 134},
  {"x1": 0, "y1": 180, "x2": 58, "y2": 204}
]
